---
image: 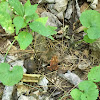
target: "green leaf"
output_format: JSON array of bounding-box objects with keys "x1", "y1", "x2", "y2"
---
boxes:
[
  {"x1": 87, "y1": 27, "x2": 100, "y2": 39},
  {"x1": 24, "y1": 0, "x2": 31, "y2": 9},
  {"x1": 16, "y1": 31, "x2": 33, "y2": 50},
  {"x1": 46, "y1": 25, "x2": 57, "y2": 35},
  {"x1": 88, "y1": 65, "x2": 100, "y2": 82},
  {"x1": 8, "y1": 0, "x2": 24, "y2": 16},
  {"x1": 25, "y1": 4, "x2": 38, "y2": 16},
  {"x1": 70, "y1": 88, "x2": 82, "y2": 100},
  {"x1": 80, "y1": 10, "x2": 100, "y2": 39},
  {"x1": 80, "y1": 10, "x2": 100, "y2": 28},
  {"x1": 29, "y1": 21, "x2": 57, "y2": 39},
  {"x1": 83, "y1": 35, "x2": 96, "y2": 43},
  {"x1": 22, "y1": 21, "x2": 27, "y2": 28},
  {"x1": 25, "y1": 12, "x2": 39, "y2": 23},
  {"x1": 36, "y1": 17, "x2": 48, "y2": 26},
  {"x1": 0, "y1": 2, "x2": 14, "y2": 34},
  {"x1": 13, "y1": 16, "x2": 24, "y2": 35},
  {"x1": 24, "y1": 1, "x2": 38, "y2": 23},
  {"x1": 79, "y1": 81, "x2": 98, "y2": 100},
  {"x1": 71, "y1": 81, "x2": 99, "y2": 100},
  {"x1": 0, "y1": 0, "x2": 6, "y2": 2},
  {"x1": 0, "y1": 63, "x2": 23, "y2": 86}
]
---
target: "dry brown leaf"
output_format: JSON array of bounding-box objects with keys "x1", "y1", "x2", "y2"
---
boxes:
[{"x1": 80, "y1": 2, "x2": 90, "y2": 12}]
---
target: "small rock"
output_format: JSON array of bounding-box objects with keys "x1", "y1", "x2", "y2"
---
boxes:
[
  {"x1": 2, "y1": 86, "x2": 14, "y2": 100},
  {"x1": 59, "y1": 71, "x2": 82, "y2": 86}
]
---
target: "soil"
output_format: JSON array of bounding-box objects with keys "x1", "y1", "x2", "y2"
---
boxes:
[{"x1": 0, "y1": 0, "x2": 100, "y2": 100}]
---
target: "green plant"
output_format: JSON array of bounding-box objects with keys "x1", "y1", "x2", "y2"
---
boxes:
[
  {"x1": 70, "y1": 65, "x2": 100, "y2": 100},
  {"x1": 0, "y1": 63, "x2": 23, "y2": 86},
  {"x1": 0, "y1": 0, "x2": 57, "y2": 49},
  {"x1": 0, "y1": 0, "x2": 57, "y2": 86},
  {"x1": 80, "y1": 10, "x2": 100, "y2": 43}
]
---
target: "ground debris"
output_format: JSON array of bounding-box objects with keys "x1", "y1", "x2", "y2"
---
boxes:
[{"x1": 59, "y1": 70, "x2": 82, "y2": 86}]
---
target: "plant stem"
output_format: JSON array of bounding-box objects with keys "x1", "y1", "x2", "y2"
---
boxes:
[
  {"x1": 4, "y1": 39, "x2": 16, "y2": 62},
  {"x1": 71, "y1": 39, "x2": 84, "y2": 47}
]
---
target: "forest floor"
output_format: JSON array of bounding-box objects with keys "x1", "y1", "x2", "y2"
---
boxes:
[{"x1": 0, "y1": 0, "x2": 100, "y2": 100}]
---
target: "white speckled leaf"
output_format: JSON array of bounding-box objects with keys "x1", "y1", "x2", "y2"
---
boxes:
[
  {"x1": 0, "y1": 2, "x2": 14, "y2": 34},
  {"x1": 8, "y1": 0, "x2": 24, "y2": 16}
]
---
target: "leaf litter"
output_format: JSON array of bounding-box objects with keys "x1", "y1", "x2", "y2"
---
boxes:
[{"x1": 0, "y1": 0, "x2": 100, "y2": 100}]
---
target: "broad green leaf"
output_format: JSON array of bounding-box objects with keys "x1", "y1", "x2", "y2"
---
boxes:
[
  {"x1": 70, "y1": 88, "x2": 82, "y2": 100},
  {"x1": 83, "y1": 35, "x2": 96, "y2": 43},
  {"x1": 25, "y1": 13, "x2": 39, "y2": 23},
  {"x1": 24, "y1": 0, "x2": 31, "y2": 9},
  {"x1": 87, "y1": 27, "x2": 100, "y2": 39},
  {"x1": 16, "y1": 31, "x2": 33, "y2": 50},
  {"x1": 80, "y1": 10, "x2": 100, "y2": 39},
  {"x1": 22, "y1": 21, "x2": 27, "y2": 28},
  {"x1": 0, "y1": 63, "x2": 23, "y2": 86},
  {"x1": 88, "y1": 65, "x2": 100, "y2": 82},
  {"x1": 46, "y1": 26, "x2": 57, "y2": 35},
  {"x1": 36, "y1": 17, "x2": 48, "y2": 26},
  {"x1": 80, "y1": 10, "x2": 100, "y2": 28},
  {"x1": 29, "y1": 21, "x2": 57, "y2": 39},
  {"x1": 8, "y1": 0, "x2": 24, "y2": 16},
  {"x1": 13, "y1": 16, "x2": 24, "y2": 35},
  {"x1": 29, "y1": 21, "x2": 48, "y2": 36},
  {"x1": 71, "y1": 81, "x2": 99, "y2": 100},
  {"x1": 25, "y1": 4, "x2": 38, "y2": 16},
  {"x1": 24, "y1": 0, "x2": 38, "y2": 23},
  {"x1": 47, "y1": 26, "x2": 57, "y2": 40},
  {"x1": 79, "y1": 81, "x2": 98, "y2": 100},
  {"x1": 0, "y1": 0, "x2": 6, "y2": 2},
  {"x1": 0, "y1": 2, "x2": 14, "y2": 34}
]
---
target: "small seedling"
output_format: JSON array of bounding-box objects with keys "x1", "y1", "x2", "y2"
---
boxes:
[
  {"x1": 70, "y1": 65, "x2": 100, "y2": 100},
  {"x1": 0, "y1": 0, "x2": 57, "y2": 50},
  {"x1": 80, "y1": 10, "x2": 100, "y2": 43}
]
